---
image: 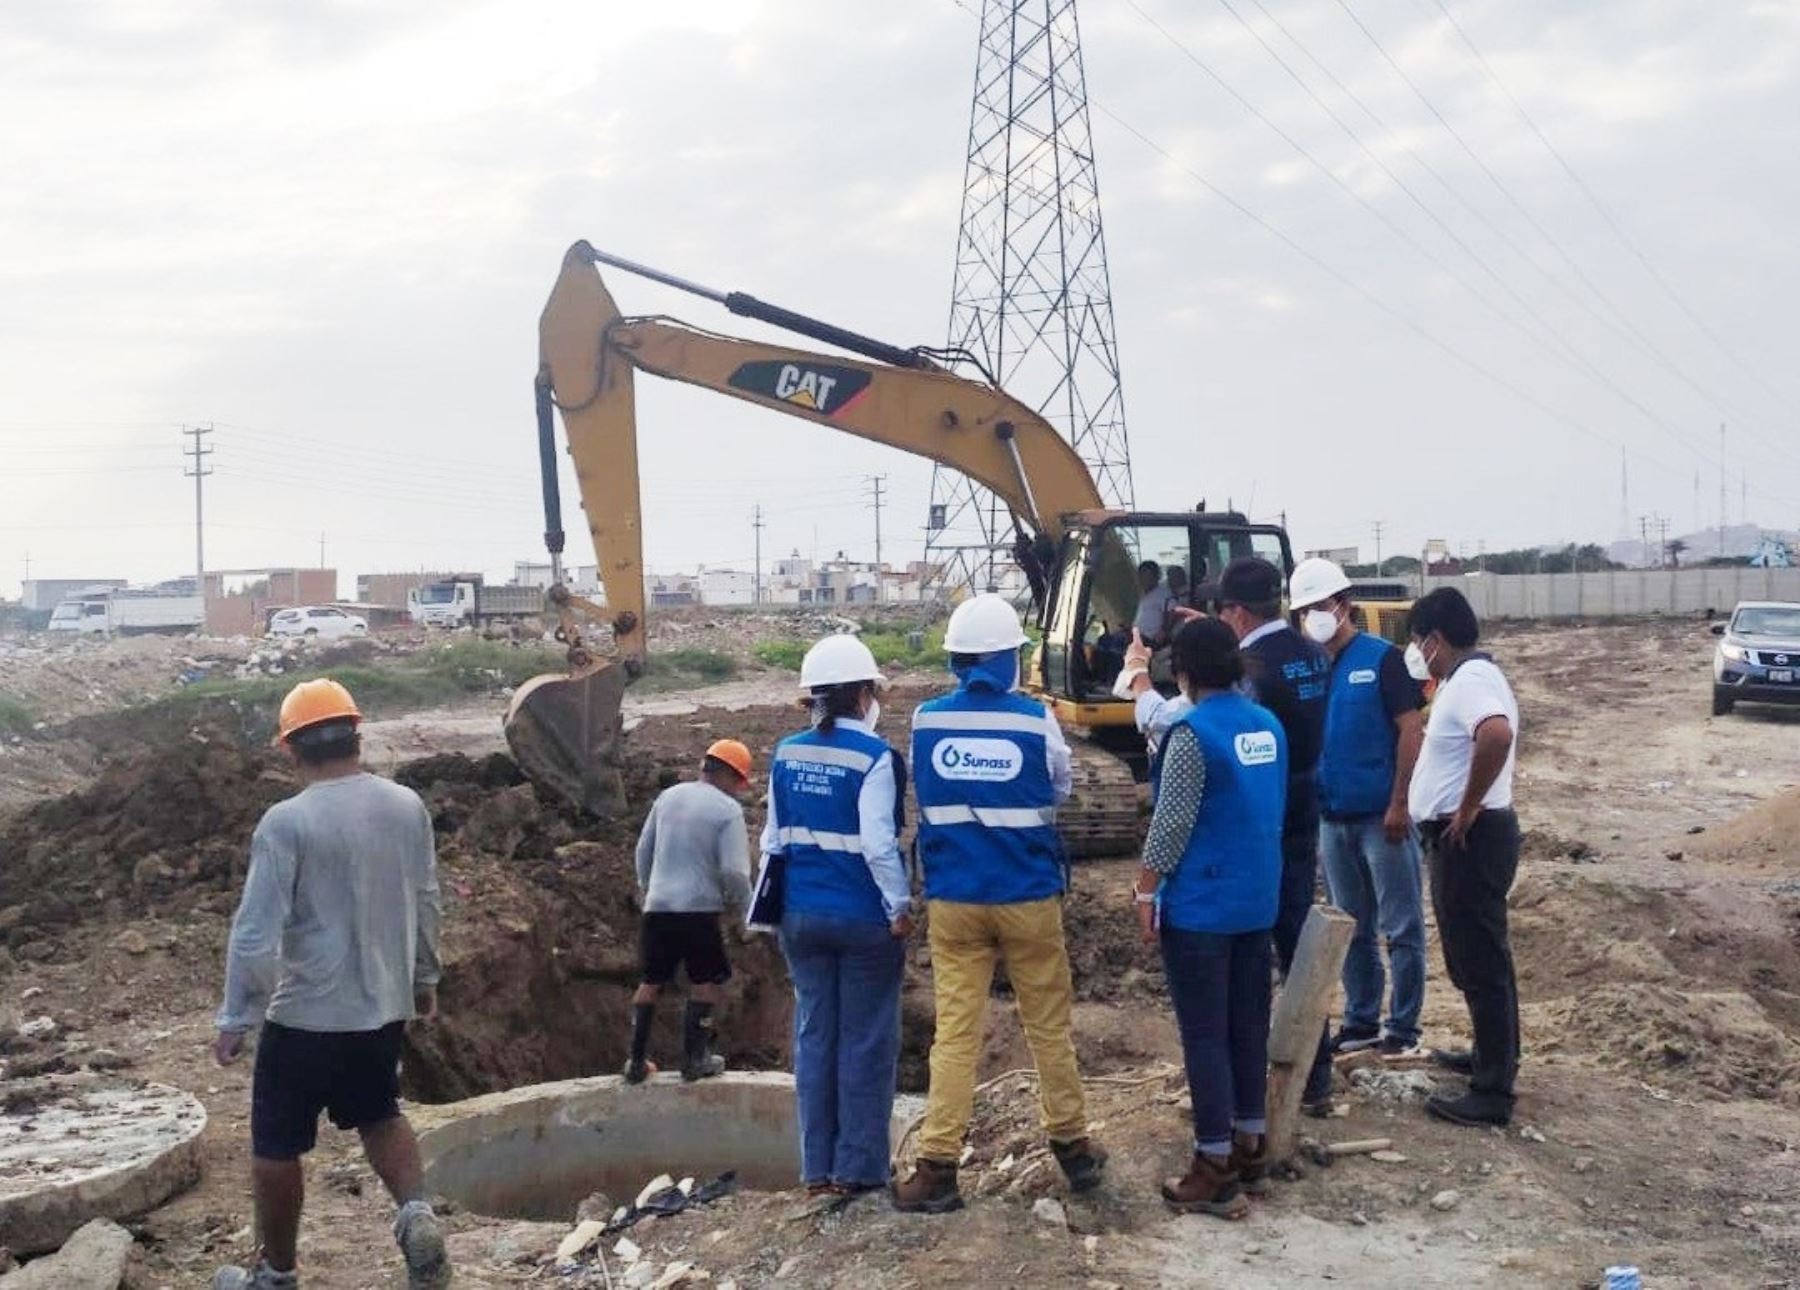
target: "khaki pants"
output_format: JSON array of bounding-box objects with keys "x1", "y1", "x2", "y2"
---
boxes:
[{"x1": 917, "y1": 896, "x2": 1089, "y2": 1161}]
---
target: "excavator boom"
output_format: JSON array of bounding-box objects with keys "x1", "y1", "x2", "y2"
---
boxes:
[{"x1": 508, "y1": 241, "x2": 1105, "y2": 817}]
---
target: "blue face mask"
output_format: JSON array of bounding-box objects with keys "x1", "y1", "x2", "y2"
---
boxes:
[{"x1": 951, "y1": 650, "x2": 1019, "y2": 693}]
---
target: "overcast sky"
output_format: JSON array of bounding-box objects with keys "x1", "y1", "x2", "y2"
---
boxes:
[{"x1": 5, "y1": 0, "x2": 1799, "y2": 598}]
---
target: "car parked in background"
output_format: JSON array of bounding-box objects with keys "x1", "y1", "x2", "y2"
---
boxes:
[
  {"x1": 268, "y1": 606, "x2": 369, "y2": 640},
  {"x1": 1712, "y1": 600, "x2": 1800, "y2": 715}
]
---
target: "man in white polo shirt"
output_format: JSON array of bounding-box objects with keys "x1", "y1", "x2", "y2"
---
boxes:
[{"x1": 1405, "y1": 588, "x2": 1521, "y2": 1128}]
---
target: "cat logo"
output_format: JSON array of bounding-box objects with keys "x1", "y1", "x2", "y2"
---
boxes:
[{"x1": 727, "y1": 360, "x2": 872, "y2": 418}]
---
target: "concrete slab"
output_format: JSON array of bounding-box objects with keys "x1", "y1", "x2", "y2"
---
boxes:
[
  {"x1": 414, "y1": 1071, "x2": 913, "y2": 1221},
  {"x1": 0, "y1": 1217, "x2": 134, "y2": 1288},
  {"x1": 0, "y1": 1078, "x2": 205, "y2": 1255}
]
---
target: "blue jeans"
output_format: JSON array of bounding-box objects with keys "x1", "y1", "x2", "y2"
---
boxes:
[
  {"x1": 778, "y1": 911, "x2": 905, "y2": 1187},
  {"x1": 1159, "y1": 926, "x2": 1272, "y2": 1155},
  {"x1": 1320, "y1": 816, "x2": 1426, "y2": 1045}
]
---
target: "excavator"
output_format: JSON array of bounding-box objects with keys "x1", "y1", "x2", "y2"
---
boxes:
[{"x1": 503, "y1": 242, "x2": 1296, "y2": 856}]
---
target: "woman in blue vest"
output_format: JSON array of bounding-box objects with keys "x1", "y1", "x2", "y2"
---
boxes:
[
  {"x1": 1132, "y1": 617, "x2": 1288, "y2": 1217},
  {"x1": 760, "y1": 633, "x2": 913, "y2": 1197}
]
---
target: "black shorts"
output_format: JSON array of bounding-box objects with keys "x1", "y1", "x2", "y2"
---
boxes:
[
  {"x1": 251, "y1": 1020, "x2": 406, "y2": 1160},
  {"x1": 640, "y1": 911, "x2": 732, "y2": 987}
]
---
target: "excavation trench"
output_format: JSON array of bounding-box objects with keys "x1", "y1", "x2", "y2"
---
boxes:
[{"x1": 412, "y1": 1072, "x2": 919, "y2": 1220}]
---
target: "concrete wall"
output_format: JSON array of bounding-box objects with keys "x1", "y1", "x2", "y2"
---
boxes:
[
  {"x1": 205, "y1": 569, "x2": 339, "y2": 635},
  {"x1": 1418, "y1": 567, "x2": 1800, "y2": 620}
]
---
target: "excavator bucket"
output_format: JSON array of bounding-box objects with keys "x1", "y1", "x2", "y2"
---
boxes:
[{"x1": 504, "y1": 663, "x2": 630, "y2": 818}]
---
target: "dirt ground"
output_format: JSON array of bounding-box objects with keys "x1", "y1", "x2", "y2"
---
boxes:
[{"x1": 1, "y1": 616, "x2": 1798, "y2": 1287}]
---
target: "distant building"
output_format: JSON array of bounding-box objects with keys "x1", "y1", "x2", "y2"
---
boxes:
[
  {"x1": 204, "y1": 568, "x2": 338, "y2": 635},
  {"x1": 698, "y1": 567, "x2": 756, "y2": 606},
  {"x1": 645, "y1": 571, "x2": 699, "y2": 607},
  {"x1": 513, "y1": 561, "x2": 602, "y2": 596},
  {"x1": 1304, "y1": 546, "x2": 1360, "y2": 566},
  {"x1": 21, "y1": 578, "x2": 127, "y2": 612}
]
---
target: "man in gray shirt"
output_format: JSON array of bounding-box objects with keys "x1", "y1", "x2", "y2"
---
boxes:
[
  {"x1": 212, "y1": 680, "x2": 448, "y2": 1290},
  {"x1": 627, "y1": 738, "x2": 754, "y2": 1084}
]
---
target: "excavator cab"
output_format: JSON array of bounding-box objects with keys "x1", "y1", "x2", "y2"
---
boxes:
[{"x1": 1033, "y1": 509, "x2": 1294, "y2": 727}]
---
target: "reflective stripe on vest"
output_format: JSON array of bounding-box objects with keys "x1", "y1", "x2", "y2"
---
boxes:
[
  {"x1": 912, "y1": 709, "x2": 1048, "y2": 736},
  {"x1": 773, "y1": 742, "x2": 876, "y2": 773},
  {"x1": 919, "y1": 804, "x2": 1057, "y2": 828},
  {"x1": 773, "y1": 826, "x2": 863, "y2": 853}
]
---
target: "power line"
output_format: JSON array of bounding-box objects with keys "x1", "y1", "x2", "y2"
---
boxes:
[
  {"x1": 1429, "y1": 0, "x2": 1800, "y2": 432},
  {"x1": 1127, "y1": 0, "x2": 1797, "y2": 495},
  {"x1": 1346, "y1": 0, "x2": 1800, "y2": 471}
]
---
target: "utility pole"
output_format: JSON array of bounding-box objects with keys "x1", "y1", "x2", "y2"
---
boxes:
[
  {"x1": 319, "y1": 532, "x2": 327, "y2": 569},
  {"x1": 867, "y1": 474, "x2": 887, "y2": 570},
  {"x1": 183, "y1": 424, "x2": 213, "y2": 601},
  {"x1": 1719, "y1": 423, "x2": 1728, "y2": 557},
  {"x1": 1639, "y1": 515, "x2": 1651, "y2": 567},
  {"x1": 1371, "y1": 520, "x2": 1384, "y2": 574},
  {"x1": 1656, "y1": 514, "x2": 1671, "y2": 567},
  {"x1": 752, "y1": 504, "x2": 765, "y2": 605}
]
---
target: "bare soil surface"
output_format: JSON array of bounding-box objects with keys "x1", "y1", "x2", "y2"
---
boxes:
[{"x1": 1, "y1": 618, "x2": 1797, "y2": 1287}]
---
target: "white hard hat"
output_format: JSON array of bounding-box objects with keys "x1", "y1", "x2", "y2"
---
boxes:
[
  {"x1": 799, "y1": 633, "x2": 882, "y2": 690},
  {"x1": 943, "y1": 593, "x2": 1029, "y2": 654},
  {"x1": 1289, "y1": 557, "x2": 1352, "y2": 610}
]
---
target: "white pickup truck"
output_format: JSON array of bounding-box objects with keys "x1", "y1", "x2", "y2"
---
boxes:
[{"x1": 48, "y1": 591, "x2": 205, "y2": 636}]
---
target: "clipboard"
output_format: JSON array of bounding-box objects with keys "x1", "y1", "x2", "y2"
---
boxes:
[{"x1": 745, "y1": 853, "x2": 787, "y2": 934}]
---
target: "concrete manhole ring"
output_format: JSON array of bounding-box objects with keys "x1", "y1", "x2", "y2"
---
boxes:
[{"x1": 0, "y1": 1076, "x2": 207, "y2": 1255}]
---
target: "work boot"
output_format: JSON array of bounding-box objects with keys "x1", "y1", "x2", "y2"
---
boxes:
[
  {"x1": 394, "y1": 1199, "x2": 452, "y2": 1289},
  {"x1": 1229, "y1": 1131, "x2": 1270, "y2": 1196},
  {"x1": 890, "y1": 1158, "x2": 965, "y2": 1213},
  {"x1": 1050, "y1": 1137, "x2": 1109, "y2": 1193},
  {"x1": 1426, "y1": 1090, "x2": 1512, "y2": 1129},
  {"x1": 1431, "y1": 1047, "x2": 1476, "y2": 1076},
  {"x1": 213, "y1": 1262, "x2": 298, "y2": 1290},
  {"x1": 1161, "y1": 1152, "x2": 1249, "y2": 1218},
  {"x1": 681, "y1": 1000, "x2": 725, "y2": 1082},
  {"x1": 625, "y1": 1002, "x2": 655, "y2": 1084}
]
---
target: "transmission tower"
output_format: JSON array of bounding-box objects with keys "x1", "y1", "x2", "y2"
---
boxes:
[{"x1": 924, "y1": 0, "x2": 1134, "y2": 593}]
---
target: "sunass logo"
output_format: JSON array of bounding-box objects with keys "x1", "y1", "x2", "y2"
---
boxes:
[
  {"x1": 934, "y1": 738, "x2": 1024, "y2": 782},
  {"x1": 1235, "y1": 731, "x2": 1279, "y2": 767},
  {"x1": 727, "y1": 361, "x2": 872, "y2": 417},
  {"x1": 1348, "y1": 668, "x2": 1377, "y2": 685}
]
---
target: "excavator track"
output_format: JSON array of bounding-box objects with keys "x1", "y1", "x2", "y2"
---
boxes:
[{"x1": 1059, "y1": 739, "x2": 1147, "y2": 860}]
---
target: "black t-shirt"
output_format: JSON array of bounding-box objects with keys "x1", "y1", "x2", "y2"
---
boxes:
[{"x1": 1241, "y1": 623, "x2": 1331, "y2": 777}]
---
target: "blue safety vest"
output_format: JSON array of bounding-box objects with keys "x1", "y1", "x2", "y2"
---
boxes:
[
  {"x1": 1317, "y1": 631, "x2": 1401, "y2": 820},
  {"x1": 770, "y1": 724, "x2": 893, "y2": 926},
  {"x1": 1160, "y1": 692, "x2": 1287, "y2": 935},
  {"x1": 912, "y1": 677, "x2": 1062, "y2": 906}
]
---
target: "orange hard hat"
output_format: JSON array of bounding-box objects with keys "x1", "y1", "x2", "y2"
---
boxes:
[
  {"x1": 704, "y1": 738, "x2": 753, "y2": 782},
  {"x1": 277, "y1": 678, "x2": 362, "y2": 744}
]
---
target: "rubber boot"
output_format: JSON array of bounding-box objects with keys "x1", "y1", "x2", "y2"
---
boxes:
[
  {"x1": 1050, "y1": 1137, "x2": 1109, "y2": 1193},
  {"x1": 1229, "y1": 1131, "x2": 1270, "y2": 1195},
  {"x1": 890, "y1": 1158, "x2": 964, "y2": 1214},
  {"x1": 681, "y1": 1000, "x2": 725, "y2": 1082},
  {"x1": 1161, "y1": 1152, "x2": 1249, "y2": 1218},
  {"x1": 624, "y1": 1002, "x2": 654, "y2": 1084}
]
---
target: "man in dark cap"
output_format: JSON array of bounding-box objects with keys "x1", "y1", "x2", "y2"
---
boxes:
[{"x1": 1215, "y1": 556, "x2": 1335, "y2": 1111}]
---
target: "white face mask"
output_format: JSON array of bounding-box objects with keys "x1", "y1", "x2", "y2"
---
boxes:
[
  {"x1": 1302, "y1": 608, "x2": 1340, "y2": 644},
  {"x1": 1404, "y1": 641, "x2": 1432, "y2": 682},
  {"x1": 863, "y1": 697, "x2": 882, "y2": 729}
]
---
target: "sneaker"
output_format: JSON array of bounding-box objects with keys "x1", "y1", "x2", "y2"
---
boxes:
[
  {"x1": 1228, "y1": 1132, "x2": 1270, "y2": 1196},
  {"x1": 394, "y1": 1199, "x2": 452, "y2": 1289},
  {"x1": 1050, "y1": 1137, "x2": 1108, "y2": 1193},
  {"x1": 1160, "y1": 1152, "x2": 1249, "y2": 1218},
  {"x1": 1330, "y1": 1026, "x2": 1381, "y2": 1055},
  {"x1": 1430, "y1": 1047, "x2": 1476, "y2": 1075},
  {"x1": 1379, "y1": 1035, "x2": 1423, "y2": 1059},
  {"x1": 1425, "y1": 1091, "x2": 1512, "y2": 1128},
  {"x1": 213, "y1": 1263, "x2": 298, "y2": 1290},
  {"x1": 890, "y1": 1158, "x2": 964, "y2": 1214}
]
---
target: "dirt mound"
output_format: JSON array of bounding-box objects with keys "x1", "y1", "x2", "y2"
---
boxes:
[
  {"x1": 1692, "y1": 787, "x2": 1800, "y2": 871},
  {"x1": 1530, "y1": 985, "x2": 1800, "y2": 1105},
  {"x1": 0, "y1": 725, "x2": 292, "y2": 956}
]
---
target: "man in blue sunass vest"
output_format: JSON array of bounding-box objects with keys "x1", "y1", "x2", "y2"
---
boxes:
[
  {"x1": 892, "y1": 594, "x2": 1106, "y2": 1214},
  {"x1": 1289, "y1": 558, "x2": 1428, "y2": 1060}
]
